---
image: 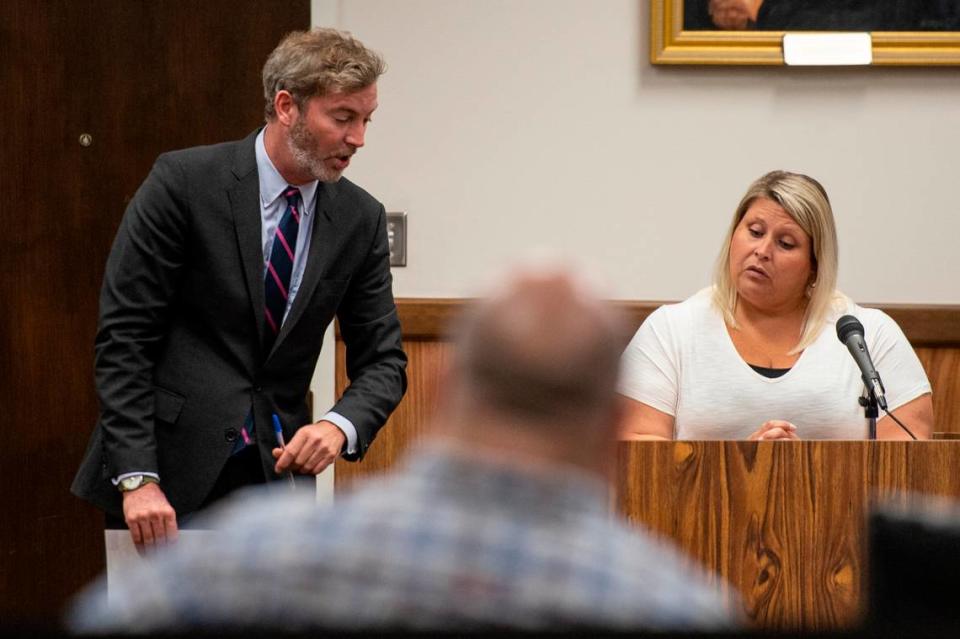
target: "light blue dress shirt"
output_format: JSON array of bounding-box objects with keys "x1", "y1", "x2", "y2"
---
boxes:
[
  {"x1": 255, "y1": 130, "x2": 318, "y2": 320},
  {"x1": 254, "y1": 129, "x2": 358, "y2": 455}
]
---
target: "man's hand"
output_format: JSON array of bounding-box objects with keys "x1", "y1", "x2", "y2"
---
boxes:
[
  {"x1": 122, "y1": 482, "x2": 178, "y2": 550},
  {"x1": 748, "y1": 420, "x2": 800, "y2": 441},
  {"x1": 273, "y1": 420, "x2": 346, "y2": 475}
]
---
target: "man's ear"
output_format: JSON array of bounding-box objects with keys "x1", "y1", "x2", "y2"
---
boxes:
[{"x1": 273, "y1": 90, "x2": 300, "y2": 127}]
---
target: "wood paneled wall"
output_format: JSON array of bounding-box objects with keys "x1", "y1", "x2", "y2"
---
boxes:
[
  {"x1": 336, "y1": 299, "x2": 960, "y2": 492},
  {"x1": 335, "y1": 339, "x2": 450, "y2": 490}
]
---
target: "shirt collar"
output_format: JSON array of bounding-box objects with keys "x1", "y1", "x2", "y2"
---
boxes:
[{"x1": 255, "y1": 128, "x2": 319, "y2": 216}]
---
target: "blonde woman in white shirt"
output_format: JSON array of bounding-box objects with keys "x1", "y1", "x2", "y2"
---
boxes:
[{"x1": 619, "y1": 171, "x2": 933, "y2": 441}]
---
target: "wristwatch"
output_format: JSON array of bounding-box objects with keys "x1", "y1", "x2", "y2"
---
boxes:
[{"x1": 118, "y1": 475, "x2": 159, "y2": 492}]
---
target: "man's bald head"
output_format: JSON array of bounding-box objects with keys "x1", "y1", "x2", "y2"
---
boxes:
[{"x1": 447, "y1": 268, "x2": 626, "y2": 455}]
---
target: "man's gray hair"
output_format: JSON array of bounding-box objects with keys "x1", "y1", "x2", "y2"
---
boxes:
[{"x1": 262, "y1": 28, "x2": 385, "y2": 120}]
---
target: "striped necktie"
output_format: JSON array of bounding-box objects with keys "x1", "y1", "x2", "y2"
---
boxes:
[
  {"x1": 263, "y1": 186, "x2": 302, "y2": 352},
  {"x1": 233, "y1": 186, "x2": 303, "y2": 454}
]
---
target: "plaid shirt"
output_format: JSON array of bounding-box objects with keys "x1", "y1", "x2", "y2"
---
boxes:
[{"x1": 70, "y1": 447, "x2": 734, "y2": 632}]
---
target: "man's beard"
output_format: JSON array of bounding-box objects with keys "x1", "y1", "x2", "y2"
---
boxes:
[{"x1": 287, "y1": 116, "x2": 343, "y2": 183}]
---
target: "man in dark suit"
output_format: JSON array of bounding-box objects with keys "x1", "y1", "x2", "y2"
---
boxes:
[{"x1": 72, "y1": 28, "x2": 407, "y2": 547}]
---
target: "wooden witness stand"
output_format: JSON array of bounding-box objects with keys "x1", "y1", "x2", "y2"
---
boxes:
[{"x1": 616, "y1": 440, "x2": 960, "y2": 630}]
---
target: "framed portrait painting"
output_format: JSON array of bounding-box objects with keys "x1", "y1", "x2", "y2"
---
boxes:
[{"x1": 652, "y1": 0, "x2": 960, "y2": 65}]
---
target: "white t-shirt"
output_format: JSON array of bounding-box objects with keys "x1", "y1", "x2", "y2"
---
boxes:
[{"x1": 619, "y1": 288, "x2": 931, "y2": 440}]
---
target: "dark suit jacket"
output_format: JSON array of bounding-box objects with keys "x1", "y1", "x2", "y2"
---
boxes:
[{"x1": 72, "y1": 130, "x2": 407, "y2": 519}]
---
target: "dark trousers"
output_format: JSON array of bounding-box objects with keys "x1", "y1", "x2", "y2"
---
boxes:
[{"x1": 105, "y1": 444, "x2": 266, "y2": 529}]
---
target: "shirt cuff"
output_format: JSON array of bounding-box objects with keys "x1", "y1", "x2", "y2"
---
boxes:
[
  {"x1": 321, "y1": 411, "x2": 358, "y2": 456},
  {"x1": 111, "y1": 471, "x2": 161, "y2": 486}
]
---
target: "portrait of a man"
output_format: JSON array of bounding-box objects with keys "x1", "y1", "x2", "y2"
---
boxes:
[{"x1": 684, "y1": 0, "x2": 960, "y2": 31}]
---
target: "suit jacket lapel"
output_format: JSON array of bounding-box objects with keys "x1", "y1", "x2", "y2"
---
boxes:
[
  {"x1": 268, "y1": 179, "x2": 341, "y2": 357},
  {"x1": 227, "y1": 132, "x2": 267, "y2": 350}
]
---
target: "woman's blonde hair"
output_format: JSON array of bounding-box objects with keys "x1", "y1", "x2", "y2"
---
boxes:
[{"x1": 712, "y1": 170, "x2": 844, "y2": 352}]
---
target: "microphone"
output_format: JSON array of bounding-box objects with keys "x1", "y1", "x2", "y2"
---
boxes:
[{"x1": 836, "y1": 315, "x2": 888, "y2": 411}]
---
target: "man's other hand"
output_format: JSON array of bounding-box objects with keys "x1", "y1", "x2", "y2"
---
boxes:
[{"x1": 273, "y1": 420, "x2": 346, "y2": 475}]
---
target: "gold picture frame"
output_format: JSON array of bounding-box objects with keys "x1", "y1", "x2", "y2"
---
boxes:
[{"x1": 651, "y1": 0, "x2": 960, "y2": 66}]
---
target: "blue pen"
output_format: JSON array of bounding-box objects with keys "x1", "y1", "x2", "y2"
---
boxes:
[{"x1": 272, "y1": 413, "x2": 297, "y2": 487}]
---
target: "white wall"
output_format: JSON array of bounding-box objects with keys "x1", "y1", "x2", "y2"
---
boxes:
[{"x1": 314, "y1": 0, "x2": 960, "y2": 304}]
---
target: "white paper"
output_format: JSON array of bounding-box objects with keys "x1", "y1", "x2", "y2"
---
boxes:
[{"x1": 783, "y1": 33, "x2": 873, "y2": 66}]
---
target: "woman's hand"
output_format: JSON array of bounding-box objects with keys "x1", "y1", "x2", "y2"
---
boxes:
[{"x1": 749, "y1": 420, "x2": 799, "y2": 441}]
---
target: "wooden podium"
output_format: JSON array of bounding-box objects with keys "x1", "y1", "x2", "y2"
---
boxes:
[{"x1": 616, "y1": 441, "x2": 960, "y2": 630}]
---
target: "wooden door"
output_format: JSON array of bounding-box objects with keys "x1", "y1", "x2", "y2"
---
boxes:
[{"x1": 0, "y1": 0, "x2": 308, "y2": 624}]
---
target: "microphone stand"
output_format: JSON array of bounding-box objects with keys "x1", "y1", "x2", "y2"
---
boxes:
[{"x1": 859, "y1": 393, "x2": 879, "y2": 440}]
